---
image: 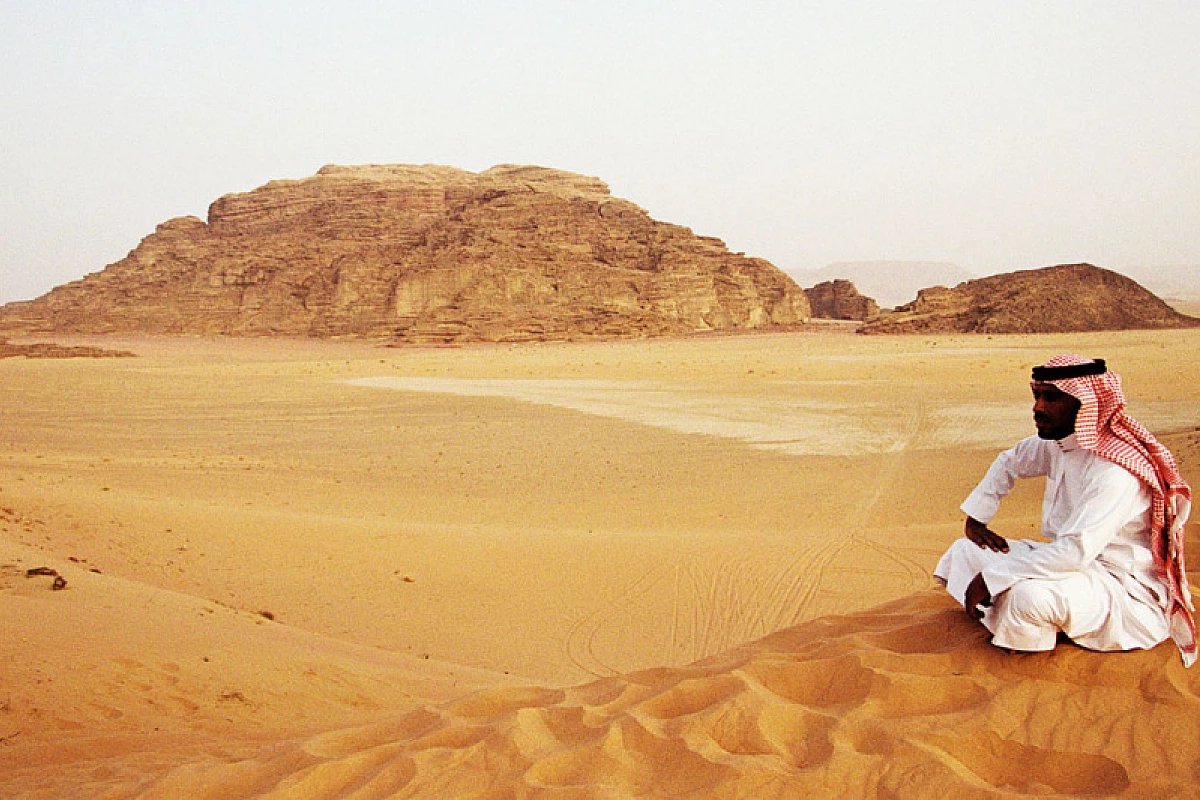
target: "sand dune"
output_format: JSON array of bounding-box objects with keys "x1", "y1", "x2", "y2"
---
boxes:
[
  {"x1": 0, "y1": 529, "x2": 514, "y2": 797},
  {"x1": 1, "y1": 330, "x2": 1197, "y2": 796},
  {"x1": 115, "y1": 590, "x2": 1200, "y2": 797}
]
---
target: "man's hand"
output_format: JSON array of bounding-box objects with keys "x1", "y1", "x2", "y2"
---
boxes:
[
  {"x1": 964, "y1": 572, "x2": 992, "y2": 621},
  {"x1": 965, "y1": 516, "x2": 1009, "y2": 553}
]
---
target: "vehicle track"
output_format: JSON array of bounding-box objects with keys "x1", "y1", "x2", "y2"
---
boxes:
[{"x1": 562, "y1": 396, "x2": 941, "y2": 678}]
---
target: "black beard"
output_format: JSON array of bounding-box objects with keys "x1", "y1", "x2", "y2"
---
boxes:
[{"x1": 1037, "y1": 425, "x2": 1074, "y2": 440}]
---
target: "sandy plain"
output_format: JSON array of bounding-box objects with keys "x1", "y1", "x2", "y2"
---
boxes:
[{"x1": 1, "y1": 328, "x2": 1198, "y2": 797}]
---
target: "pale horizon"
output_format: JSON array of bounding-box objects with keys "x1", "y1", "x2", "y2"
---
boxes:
[{"x1": 3, "y1": 2, "x2": 1198, "y2": 306}]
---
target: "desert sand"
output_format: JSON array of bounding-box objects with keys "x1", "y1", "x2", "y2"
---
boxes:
[{"x1": 1, "y1": 328, "x2": 1198, "y2": 797}]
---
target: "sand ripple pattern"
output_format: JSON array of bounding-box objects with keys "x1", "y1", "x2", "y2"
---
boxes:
[{"x1": 135, "y1": 589, "x2": 1200, "y2": 798}]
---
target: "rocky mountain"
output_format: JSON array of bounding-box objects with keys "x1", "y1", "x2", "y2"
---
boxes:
[
  {"x1": 792, "y1": 261, "x2": 974, "y2": 309},
  {"x1": 860, "y1": 263, "x2": 1200, "y2": 334},
  {"x1": 0, "y1": 165, "x2": 809, "y2": 343},
  {"x1": 803, "y1": 279, "x2": 879, "y2": 321}
]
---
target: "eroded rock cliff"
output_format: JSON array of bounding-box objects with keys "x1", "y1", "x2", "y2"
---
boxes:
[
  {"x1": 0, "y1": 165, "x2": 809, "y2": 342},
  {"x1": 804, "y1": 279, "x2": 879, "y2": 321}
]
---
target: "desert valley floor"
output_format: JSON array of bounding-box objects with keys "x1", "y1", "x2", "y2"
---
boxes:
[{"x1": 2, "y1": 328, "x2": 1198, "y2": 797}]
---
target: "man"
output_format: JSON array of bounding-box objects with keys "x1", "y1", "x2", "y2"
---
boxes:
[{"x1": 935, "y1": 354, "x2": 1195, "y2": 665}]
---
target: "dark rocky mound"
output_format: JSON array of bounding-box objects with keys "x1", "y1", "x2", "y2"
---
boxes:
[
  {"x1": 0, "y1": 337, "x2": 133, "y2": 359},
  {"x1": 0, "y1": 165, "x2": 809, "y2": 343},
  {"x1": 860, "y1": 263, "x2": 1200, "y2": 334},
  {"x1": 804, "y1": 279, "x2": 879, "y2": 321}
]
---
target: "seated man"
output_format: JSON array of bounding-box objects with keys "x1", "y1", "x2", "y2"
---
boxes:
[{"x1": 935, "y1": 354, "x2": 1195, "y2": 665}]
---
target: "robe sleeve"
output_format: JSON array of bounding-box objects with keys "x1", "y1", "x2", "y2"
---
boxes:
[
  {"x1": 960, "y1": 436, "x2": 1052, "y2": 525},
  {"x1": 980, "y1": 460, "x2": 1146, "y2": 596}
]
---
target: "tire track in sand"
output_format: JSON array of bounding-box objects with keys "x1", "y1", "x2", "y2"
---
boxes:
[
  {"x1": 726, "y1": 398, "x2": 932, "y2": 639},
  {"x1": 563, "y1": 397, "x2": 940, "y2": 678}
]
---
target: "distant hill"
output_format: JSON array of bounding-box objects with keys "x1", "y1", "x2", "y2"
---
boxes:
[
  {"x1": 0, "y1": 165, "x2": 809, "y2": 343},
  {"x1": 790, "y1": 261, "x2": 975, "y2": 309},
  {"x1": 860, "y1": 263, "x2": 1200, "y2": 334}
]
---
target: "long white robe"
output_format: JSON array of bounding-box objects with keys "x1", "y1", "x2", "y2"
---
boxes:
[{"x1": 935, "y1": 433, "x2": 1171, "y2": 652}]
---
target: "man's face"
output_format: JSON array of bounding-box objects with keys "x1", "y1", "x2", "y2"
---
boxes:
[{"x1": 1032, "y1": 382, "x2": 1081, "y2": 440}]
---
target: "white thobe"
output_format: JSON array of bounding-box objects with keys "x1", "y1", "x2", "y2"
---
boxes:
[{"x1": 935, "y1": 434, "x2": 1171, "y2": 653}]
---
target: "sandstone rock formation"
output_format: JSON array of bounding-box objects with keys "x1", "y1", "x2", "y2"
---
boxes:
[
  {"x1": 0, "y1": 165, "x2": 809, "y2": 343},
  {"x1": 860, "y1": 263, "x2": 1200, "y2": 334},
  {"x1": 803, "y1": 279, "x2": 879, "y2": 321},
  {"x1": 795, "y1": 260, "x2": 974, "y2": 309}
]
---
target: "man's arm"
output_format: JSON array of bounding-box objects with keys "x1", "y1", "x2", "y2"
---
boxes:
[
  {"x1": 961, "y1": 518, "x2": 1005, "y2": 621},
  {"x1": 956, "y1": 437, "x2": 1048, "y2": 621},
  {"x1": 961, "y1": 437, "x2": 1053, "y2": 529}
]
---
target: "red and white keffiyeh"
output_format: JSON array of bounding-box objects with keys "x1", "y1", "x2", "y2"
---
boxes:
[{"x1": 1034, "y1": 354, "x2": 1196, "y2": 666}]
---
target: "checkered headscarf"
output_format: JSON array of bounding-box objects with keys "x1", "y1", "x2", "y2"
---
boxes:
[{"x1": 1034, "y1": 354, "x2": 1195, "y2": 666}]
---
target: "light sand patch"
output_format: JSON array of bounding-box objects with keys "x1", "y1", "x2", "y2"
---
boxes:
[
  {"x1": 347, "y1": 376, "x2": 1198, "y2": 456},
  {"x1": 347, "y1": 376, "x2": 1002, "y2": 455},
  {"x1": 348, "y1": 376, "x2": 891, "y2": 455}
]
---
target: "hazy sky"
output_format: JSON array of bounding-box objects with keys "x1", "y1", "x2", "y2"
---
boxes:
[{"x1": 2, "y1": 1, "x2": 1198, "y2": 304}]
